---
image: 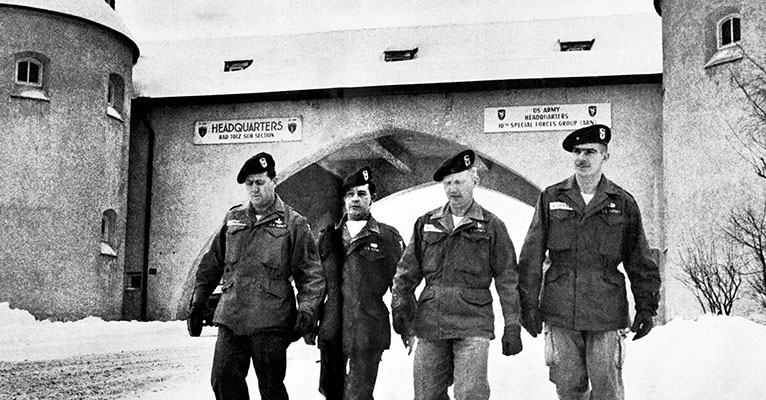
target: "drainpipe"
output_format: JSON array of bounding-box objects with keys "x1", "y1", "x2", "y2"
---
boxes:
[{"x1": 136, "y1": 99, "x2": 156, "y2": 321}]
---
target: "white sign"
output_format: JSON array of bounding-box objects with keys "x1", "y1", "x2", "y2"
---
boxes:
[
  {"x1": 484, "y1": 103, "x2": 611, "y2": 133},
  {"x1": 193, "y1": 117, "x2": 302, "y2": 145}
]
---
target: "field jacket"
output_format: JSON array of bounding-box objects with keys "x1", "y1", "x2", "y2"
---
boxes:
[
  {"x1": 392, "y1": 201, "x2": 521, "y2": 340},
  {"x1": 193, "y1": 196, "x2": 325, "y2": 336},
  {"x1": 518, "y1": 175, "x2": 661, "y2": 331},
  {"x1": 316, "y1": 215, "x2": 404, "y2": 354}
]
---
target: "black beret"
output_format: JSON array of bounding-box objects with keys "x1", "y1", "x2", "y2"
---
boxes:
[
  {"x1": 562, "y1": 124, "x2": 611, "y2": 152},
  {"x1": 433, "y1": 149, "x2": 475, "y2": 182},
  {"x1": 236, "y1": 152, "x2": 275, "y2": 183},
  {"x1": 341, "y1": 166, "x2": 375, "y2": 195}
]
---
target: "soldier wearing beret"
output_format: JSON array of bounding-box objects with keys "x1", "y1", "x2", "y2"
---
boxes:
[
  {"x1": 518, "y1": 125, "x2": 661, "y2": 400},
  {"x1": 190, "y1": 152, "x2": 326, "y2": 400},
  {"x1": 313, "y1": 166, "x2": 405, "y2": 400},
  {"x1": 392, "y1": 149, "x2": 523, "y2": 400}
]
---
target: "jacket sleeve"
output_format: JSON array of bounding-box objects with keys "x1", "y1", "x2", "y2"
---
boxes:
[
  {"x1": 192, "y1": 219, "x2": 228, "y2": 304},
  {"x1": 317, "y1": 227, "x2": 342, "y2": 344},
  {"x1": 391, "y1": 217, "x2": 425, "y2": 334},
  {"x1": 517, "y1": 192, "x2": 549, "y2": 312},
  {"x1": 622, "y1": 198, "x2": 661, "y2": 315},
  {"x1": 290, "y1": 217, "x2": 326, "y2": 317},
  {"x1": 490, "y1": 218, "x2": 521, "y2": 326},
  {"x1": 386, "y1": 228, "x2": 406, "y2": 291}
]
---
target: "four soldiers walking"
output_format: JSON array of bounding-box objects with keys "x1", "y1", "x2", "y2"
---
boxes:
[{"x1": 191, "y1": 123, "x2": 661, "y2": 399}]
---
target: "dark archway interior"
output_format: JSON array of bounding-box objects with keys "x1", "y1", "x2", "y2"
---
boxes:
[{"x1": 277, "y1": 130, "x2": 540, "y2": 234}]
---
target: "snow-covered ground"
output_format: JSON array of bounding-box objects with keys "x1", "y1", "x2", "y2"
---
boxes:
[{"x1": 2, "y1": 301, "x2": 766, "y2": 400}]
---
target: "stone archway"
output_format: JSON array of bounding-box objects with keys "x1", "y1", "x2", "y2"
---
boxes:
[{"x1": 276, "y1": 128, "x2": 541, "y2": 233}]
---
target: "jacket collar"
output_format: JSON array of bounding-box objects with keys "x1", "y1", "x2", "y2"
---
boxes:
[
  {"x1": 555, "y1": 175, "x2": 620, "y2": 215},
  {"x1": 334, "y1": 214, "x2": 380, "y2": 234},
  {"x1": 430, "y1": 200, "x2": 486, "y2": 232},
  {"x1": 247, "y1": 195, "x2": 286, "y2": 224}
]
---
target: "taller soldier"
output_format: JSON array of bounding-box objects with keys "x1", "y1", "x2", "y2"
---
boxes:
[
  {"x1": 518, "y1": 125, "x2": 661, "y2": 400},
  {"x1": 190, "y1": 152, "x2": 326, "y2": 400}
]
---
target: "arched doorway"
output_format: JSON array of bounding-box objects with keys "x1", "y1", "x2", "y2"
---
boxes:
[{"x1": 276, "y1": 128, "x2": 541, "y2": 233}]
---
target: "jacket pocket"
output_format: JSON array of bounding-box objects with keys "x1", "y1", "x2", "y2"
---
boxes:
[
  {"x1": 548, "y1": 210, "x2": 576, "y2": 251},
  {"x1": 458, "y1": 290, "x2": 493, "y2": 306},
  {"x1": 422, "y1": 231, "x2": 447, "y2": 272},
  {"x1": 456, "y1": 232, "x2": 490, "y2": 274},
  {"x1": 598, "y1": 214, "x2": 624, "y2": 257},
  {"x1": 224, "y1": 225, "x2": 248, "y2": 263}
]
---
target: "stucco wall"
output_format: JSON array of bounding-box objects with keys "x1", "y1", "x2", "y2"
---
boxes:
[
  {"x1": 0, "y1": 7, "x2": 134, "y2": 320},
  {"x1": 136, "y1": 82, "x2": 663, "y2": 320},
  {"x1": 661, "y1": 1, "x2": 766, "y2": 318}
]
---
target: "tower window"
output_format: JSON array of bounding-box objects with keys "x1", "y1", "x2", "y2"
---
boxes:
[
  {"x1": 12, "y1": 52, "x2": 50, "y2": 101},
  {"x1": 101, "y1": 209, "x2": 117, "y2": 257},
  {"x1": 16, "y1": 59, "x2": 43, "y2": 86},
  {"x1": 107, "y1": 73, "x2": 125, "y2": 120},
  {"x1": 718, "y1": 15, "x2": 741, "y2": 49}
]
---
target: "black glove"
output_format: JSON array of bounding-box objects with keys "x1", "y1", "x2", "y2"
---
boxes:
[
  {"x1": 392, "y1": 311, "x2": 411, "y2": 336},
  {"x1": 186, "y1": 301, "x2": 205, "y2": 337},
  {"x1": 521, "y1": 307, "x2": 543, "y2": 338},
  {"x1": 294, "y1": 311, "x2": 315, "y2": 337},
  {"x1": 501, "y1": 324, "x2": 523, "y2": 356},
  {"x1": 630, "y1": 310, "x2": 654, "y2": 341}
]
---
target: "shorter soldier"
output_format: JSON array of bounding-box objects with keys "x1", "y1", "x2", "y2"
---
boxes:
[
  {"x1": 518, "y1": 125, "x2": 661, "y2": 400},
  {"x1": 314, "y1": 166, "x2": 404, "y2": 400},
  {"x1": 190, "y1": 152, "x2": 326, "y2": 400}
]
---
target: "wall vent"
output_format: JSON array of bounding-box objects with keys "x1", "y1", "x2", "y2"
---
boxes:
[
  {"x1": 224, "y1": 60, "x2": 253, "y2": 72},
  {"x1": 559, "y1": 39, "x2": 595, "y2": 52},
  {"x1": 384, "y1": 48, "x2": 418, "y2": 62}
]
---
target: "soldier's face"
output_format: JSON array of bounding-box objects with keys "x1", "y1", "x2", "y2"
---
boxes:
[
  {"x1": 344, "y1": 184, "x2": 373, "y2": 221},
  {"x1": 442, "y1": 170, "x2": 477, "y2": 211},
  {"x1": 244, "y1": 172, "x2": 276, "y2": 211},
  {"x1": 572, "y1": 143, "x2": 609, "y2": 179}
]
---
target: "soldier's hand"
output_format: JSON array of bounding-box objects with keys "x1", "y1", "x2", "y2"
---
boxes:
[
  {"x1": 188, "y1": 301, "x2": 205, "y2": 319},
  {"x1": 303, "y1": 331, "x2": 317, "y2": 346},
  {"x1": 630, "y1": 310, "x2": 654, "y2": 341},
  {"x1": 392, "y1": 312, "x2": 410, "y2": 336},
  {"x1": 401, "y1": 335, "x2": 417, "y2": 355},
  {"x1": 186, "y1": 302, "x2": 206, "y2": 337},
  {"x1": 294, "y1": 311, "x2": 316, "y2": 337},
  {"x1": 501, "y1": 324, "x2": 523, "y2": 356},
  {"x1": 521, "y1": 307, "x2": 543, "y2": 338}
]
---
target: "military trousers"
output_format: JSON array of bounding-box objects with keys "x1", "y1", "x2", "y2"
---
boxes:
[
  {"x1": 544, "y1": 324, "x2": 627, "y2": 400},
  {"x1": 319, "y1": 342, "x2": 384, "y2": 400},
  {"x1": 413, "y1": 337, "x2": 490, "y2": 400},
  {"x1": 211, "y1": 325, "x2": 291, "y2": 400}
]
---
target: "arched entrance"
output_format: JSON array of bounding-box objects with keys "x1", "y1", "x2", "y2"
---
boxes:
[{"x1": 276, "y1": 128, "x2": 541, "y2": 233}]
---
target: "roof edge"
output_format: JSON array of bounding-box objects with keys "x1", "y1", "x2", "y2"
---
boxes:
[
  {"x1": 0, "y1": 2, "x2": 140, "y2": 63},
  {"x1": 134, "y1": 73, "x2": 663, "y2": 106}
]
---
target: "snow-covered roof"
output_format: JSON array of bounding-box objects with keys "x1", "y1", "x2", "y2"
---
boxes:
[
  {"x1": 0, "y1": 0, "x2": 139, "y2": 62},
  {"x1": 133, "y1": 12, "x2": 661, "y2": 99}
]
